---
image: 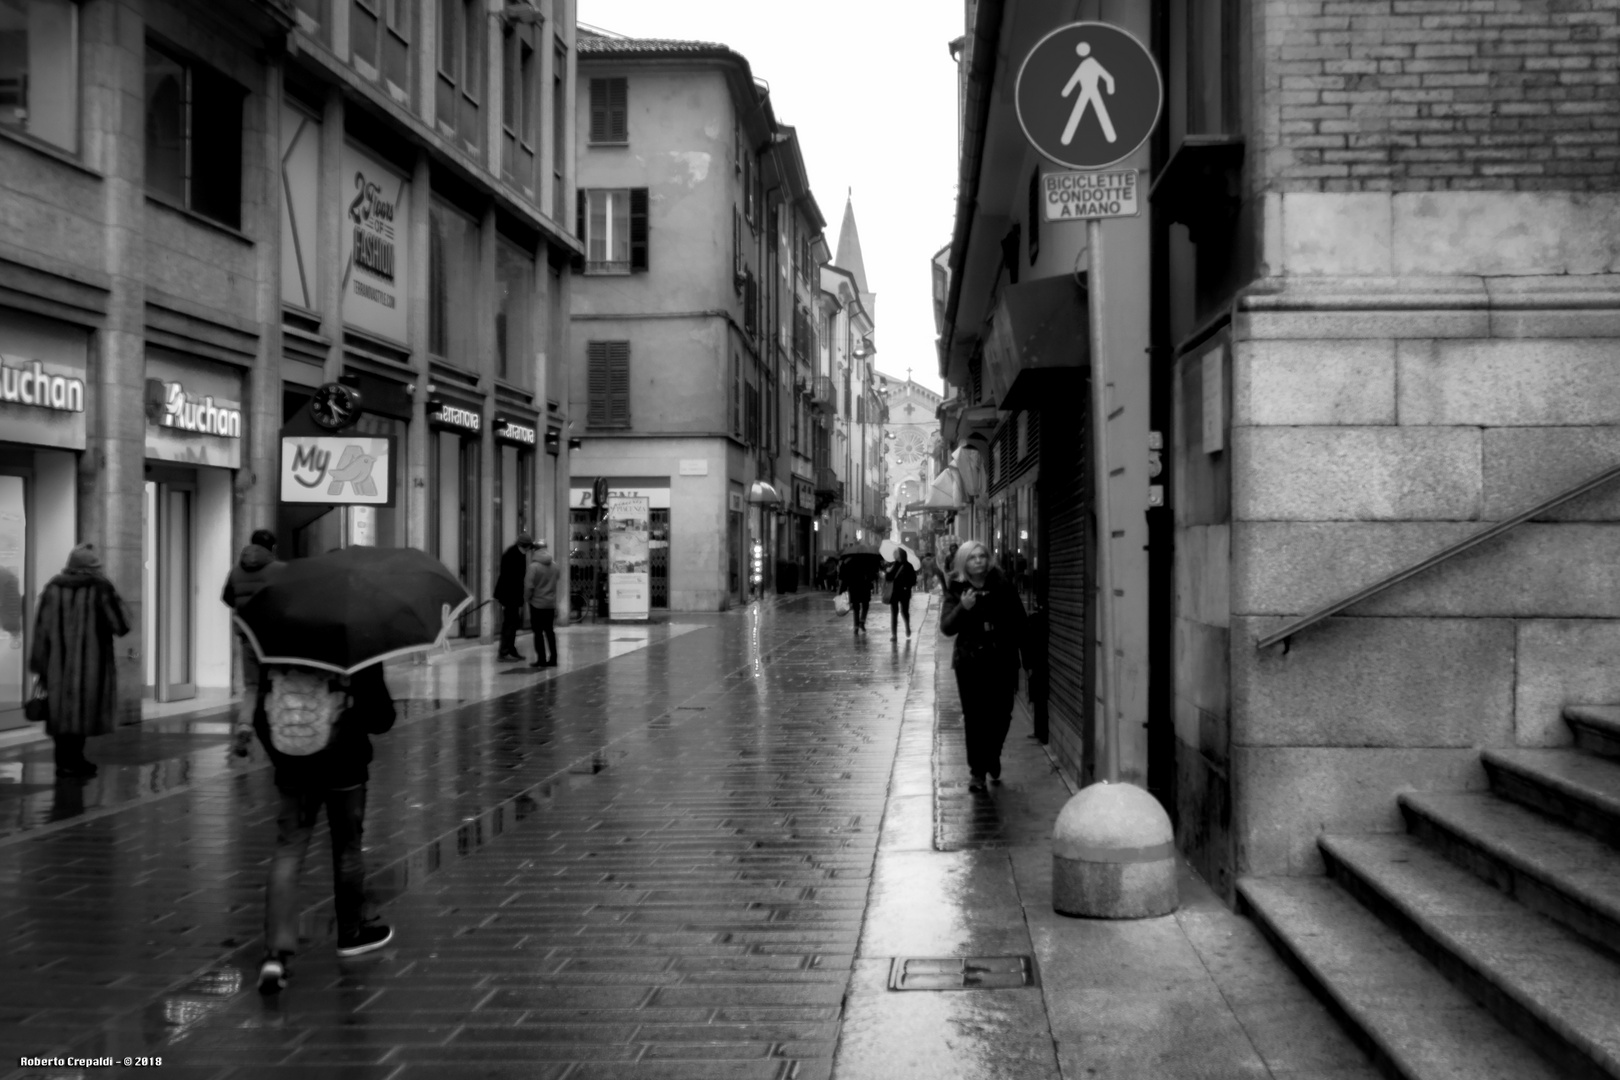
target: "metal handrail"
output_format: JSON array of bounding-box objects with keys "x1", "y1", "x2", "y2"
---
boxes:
[{"x1": 1258, "y1": 459, "x2": 1620, "y2": 651}]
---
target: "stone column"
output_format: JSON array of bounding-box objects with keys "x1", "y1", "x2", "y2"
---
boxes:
[
  {"x1": 405, "y1": 151, "x2": 432, "y2": 550},
  {"x1": 478, "y1": 201, "x2": 499, "y2": 637},
  {"x1": 243, "y1": 51, "x2": 284, "y2": 558},
  {"x1": 84, "y1": 0, "x2": 149, "y2": 725}
]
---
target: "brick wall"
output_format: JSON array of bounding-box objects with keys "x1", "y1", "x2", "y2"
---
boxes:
[{"x1": 1262, "y1": 0, "x2": 1620, "y2": 191}]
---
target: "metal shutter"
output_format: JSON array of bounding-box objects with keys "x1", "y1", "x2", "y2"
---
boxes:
[{"x1": 1043, "y1": 396, "x2": 1091, "y2": 776}]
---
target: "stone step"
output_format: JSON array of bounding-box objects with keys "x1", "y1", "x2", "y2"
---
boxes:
[
  {"x1": 1399, "y1": 790, "x2": 1620, "y2": 955},
  {"x1": 1237, "y1": 875, "x2": 1565, "y2": 1080},
  {"x1": 1483, "y1": 748, "x2": 1620, "y2": 848},
  {"x1": 1321, "y1": 833, "x2": 1620, "y2": 1080},
  {"x1": 1565, "y1": 705, "x2": 1620, "y2": 760}
]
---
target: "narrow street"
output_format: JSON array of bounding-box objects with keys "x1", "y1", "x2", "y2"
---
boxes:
[{"x1": 1, "y1": 593, "x2": 1365, "y2": 1080}]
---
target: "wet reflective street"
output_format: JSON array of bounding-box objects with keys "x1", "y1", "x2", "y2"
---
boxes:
[{"x1": 0, "y1": 596, "x2": 916, "y2": 1079}]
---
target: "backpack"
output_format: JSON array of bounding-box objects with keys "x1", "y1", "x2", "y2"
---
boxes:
[{"x1": 263, "y1": 667, "x2": 347, "y2": 756}]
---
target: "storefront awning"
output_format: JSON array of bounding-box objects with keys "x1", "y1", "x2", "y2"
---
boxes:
[
  {"x1": 982, "y1": 273, "x2": 1089, "y2": 414},
  {"x1": 906, "y1": 465, "x2": 966, "y2": 514},
  {"x1": 747, "y1": 481, "x2": 782, "y2": 505}
]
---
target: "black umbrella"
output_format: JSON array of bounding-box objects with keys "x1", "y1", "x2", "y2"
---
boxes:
[
  {"x1": 234, "y1": 546, "x2": 474, "y2": 676},
  {"x1": 838, "y1": 548, "x2": 884, "y2": 578}
]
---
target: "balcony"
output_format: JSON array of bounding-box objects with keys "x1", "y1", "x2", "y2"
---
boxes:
[
  {"x1": 810, "y1": 375, "x2": 836, "y2": 414},
  {"x1": 814, "y1": 466, "x2": 841, "y2": 497}
]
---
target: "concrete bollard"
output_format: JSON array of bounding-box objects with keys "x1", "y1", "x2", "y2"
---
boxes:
[{"x1": 1052, "y1": 781, "x2": 1177, "y2": 918}]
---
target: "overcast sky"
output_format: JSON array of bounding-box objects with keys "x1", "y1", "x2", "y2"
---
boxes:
[{"x1": 579, "y1": 0, "x2": 961, "y2": 393}]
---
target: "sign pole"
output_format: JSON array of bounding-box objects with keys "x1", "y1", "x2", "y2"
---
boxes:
[{"x1": 1087, "y1": 217, "x2": 1121, "y2": 785}]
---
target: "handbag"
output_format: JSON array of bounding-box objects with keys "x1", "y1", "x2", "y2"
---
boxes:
[
  {"x1": 23, "y1": 678, "x2": 48, "y2": 723},
  {"x1": 834, "y1": 592, "x2": 851, "y2": 616},
  {"x1": 881, "y1": 581, "x2": 895, "y2": 604}
]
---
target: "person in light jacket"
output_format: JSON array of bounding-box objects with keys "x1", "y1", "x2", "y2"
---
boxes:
[
  {"x1": 29, "y1": 544, "x2": 131, "y2": 778},
  {"x1": 524, "y1": 547, "x2": 561, "y2": 668},
  {"x1": 940, "y1": 540, "x2": 1028, "y2": 792}
]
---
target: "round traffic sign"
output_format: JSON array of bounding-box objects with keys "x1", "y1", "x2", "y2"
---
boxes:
[{"x1": 1015, "y1": 22, "x2": 1162, "y2": 170}]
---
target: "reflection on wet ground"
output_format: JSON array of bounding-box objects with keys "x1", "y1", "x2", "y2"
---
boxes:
[{"x1": 0, "y1": 595, "x2": 918, "y2": 1080}]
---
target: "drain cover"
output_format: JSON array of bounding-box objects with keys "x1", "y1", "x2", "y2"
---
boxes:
[{"x1": 889, "y1": 956, "x2": 1036, "y2": 991}]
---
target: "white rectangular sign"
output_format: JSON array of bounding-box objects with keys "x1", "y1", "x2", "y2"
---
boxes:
[
  {"x1": 280, "y1": 436, "x2": 394, "y2": 505},
  {"x1": 341, "y1": 142, "x2": 410, "y2": 343},
  {"x1": 607, "y1": 496, "x2": 651, "y2": 621},
  {"x1": 1043, "y1": 169, "x2": 1139, "y2": 222}
]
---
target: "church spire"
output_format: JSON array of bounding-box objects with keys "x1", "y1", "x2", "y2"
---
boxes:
[{"x1": 834, "y1": 192, "x2": 870, "y2": 299}]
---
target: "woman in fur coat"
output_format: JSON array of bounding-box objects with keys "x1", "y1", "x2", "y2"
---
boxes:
[{"x1": 29, "y1": 543, "x2": 131, "y2": 778}]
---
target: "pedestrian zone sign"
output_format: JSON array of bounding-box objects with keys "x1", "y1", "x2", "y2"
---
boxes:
[
  {"x1": 1043, "y1": 169, "x2": 1138, "y2": 221},
  {"x1": 1015, "y1": 22, "x2": 1162, "y2": 171}
]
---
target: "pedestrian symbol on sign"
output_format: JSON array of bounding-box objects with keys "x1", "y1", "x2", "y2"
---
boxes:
[
  {"x1": 1016, "y1": 22, "x2": 1162, "y2": 171},
  {"x1": 1062, "y1": 42, "x2": 1116, "y2": 146}
]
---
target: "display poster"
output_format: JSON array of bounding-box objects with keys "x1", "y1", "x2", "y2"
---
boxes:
[
  {"x1": 341, "y1": 141, "x2": 410, "y2": 343},
  {"x1": 606, "y1": 496, "x2": 650, "y2": 621}
]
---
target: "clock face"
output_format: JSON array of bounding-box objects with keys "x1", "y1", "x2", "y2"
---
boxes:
[
  {"x1": 893, "y1": 428, "x2": 928, "y2": 466},
  {"x1": 310, "y1": 383, "x2": 362, "y2": 431}
]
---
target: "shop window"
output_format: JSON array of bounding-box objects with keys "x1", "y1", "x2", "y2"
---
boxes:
[
  {"x1": 580, "y1": 188, "x2": 646, "y2": 274},
  {"x1": 588, "y1": 76, "x2": 626, "y2": 144},
  {"x1": 495, "y1": 237, "x2": 535, "y2": 385},
  {"x1": 586, "y1": 340, "x2": 630, "y2": 430},
  {"x1": 428, "y1": 198, "x2": 479, "y2": 364},
  {"x1": 0, "y1": 0, "x2": 77, "y2": 153},
  {"x1": 352, "y1": 0, "x2": 410, "y2": 100},
  {"x1": 144, "y1": 40, "x2": 245, "y2": 229}
]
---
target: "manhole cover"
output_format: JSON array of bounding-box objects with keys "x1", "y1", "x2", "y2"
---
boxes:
[{"x1": 889, "y1": 956, "x2": 1036, "y2": 991}]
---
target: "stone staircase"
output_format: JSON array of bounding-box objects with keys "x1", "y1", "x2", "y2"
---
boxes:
[{"x1": 1238, "y1": 705, "x2": 1620, "y2": 1080}]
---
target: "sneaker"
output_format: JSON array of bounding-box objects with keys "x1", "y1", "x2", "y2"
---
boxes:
[
  {"x1": 336, "y1": 924, "x2": 394, "y2": 957},
  {"x1": 257, "y1": 953, "x2": 289, "y2": 995}
]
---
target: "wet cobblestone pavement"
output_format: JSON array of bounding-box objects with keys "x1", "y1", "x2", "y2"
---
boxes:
[{"x1": 0, "y1": 596, "x2": 918, "y2": 1080}]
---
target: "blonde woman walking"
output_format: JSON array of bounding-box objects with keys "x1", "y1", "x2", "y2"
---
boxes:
[{"x1": 940, "y1": 540, "x2": 1028, "y2": 791}]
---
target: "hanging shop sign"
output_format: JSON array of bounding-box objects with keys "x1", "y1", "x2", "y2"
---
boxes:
[
  {"x1": 278, "y1": 434, "x2": 397, "y2": 506},
  {"x1": 493, "y1": 416, "x2": 538, "y2": 446},
  {"x1": 0, "y1": 311, "x2": 90, "y2": 450},
  {"x1": 793, "y1": 477, "x2": 815, "y2": 514},
  {"x1": 144, "y1": 354, "x2": 244, "y2": 469},
  {"x1": 570, "y1": 484, "x2": 671, "y2": 510},
  {"x1": 607, "y1": 495, "x2": 651, "y2": 621},
  {"x1": 341, "y1": 141, "x2": 410, "y2": 343},
  {"x1": 426, "y1": 399, "x2": 482, "y2": 433}
]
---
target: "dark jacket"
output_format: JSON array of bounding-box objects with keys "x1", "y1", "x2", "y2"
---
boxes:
[
  {"x1": 883, "y1": 559, "x2": 918, "y2": 602},
  {"x1": 940, "y1": 567, "x2": 1028, "y2": 692},
  {"x1": 838, "y1": 558, "x2": 875, "y2": 601},
  {"x1": 29, "y1": 570, "x2": 131, "y2": 737},
  {"x1": 221, "y1": 544, "x2": 284, "y2": 611},
  {"x1": 494, "y1": 543, "x2": 529, "y2": 606},
  {"x1": 254, "y1": 663, "x2": 396, "y2": 790}
]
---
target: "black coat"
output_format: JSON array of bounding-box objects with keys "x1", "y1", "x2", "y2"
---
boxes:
[
  {"x1": 883, "y1": 560, "x2": 918, "y2": 602},
  {"x1": 254, "y1": 663, "x2": 396, "y2": 790},
  {"x1": 494, "y1": 544, "x2": 528, "y2": 606},
  {"x1": 30, "y1": 570, "x2": 131, "y2": 737},
  {"x1": 940, "y1": 568, "x2": 1028, "y2": 692}
]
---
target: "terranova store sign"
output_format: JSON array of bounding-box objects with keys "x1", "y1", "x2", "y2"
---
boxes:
[{"x1": 341, "y1": 142, "x2": 410, "y2": 343}]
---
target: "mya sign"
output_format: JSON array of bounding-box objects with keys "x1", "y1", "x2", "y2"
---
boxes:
[{"x1": 280, "y1": 435, "x2": 395, "y2": 506}]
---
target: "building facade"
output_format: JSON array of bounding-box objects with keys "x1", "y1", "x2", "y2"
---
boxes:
[
  {"x1": 568, "y1": 28, "x2": 831, "y2": 610},
  {"x1": 877, "y1": 373, "x2": 943, "y2": 555},
  {"x1": 940, "y1": 0, "x2": 1620, "y2": 915},
  {"x1": 0, "y1": 0, "x2": 578, "y2": 732}
]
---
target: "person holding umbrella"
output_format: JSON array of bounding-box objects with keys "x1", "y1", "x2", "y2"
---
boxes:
[
  {"x1": 232, "y1": 546, "x2": 474, "y2": 994},
  {"x1": 837, "y1": 545, "x2": 881, "y2": 634}
]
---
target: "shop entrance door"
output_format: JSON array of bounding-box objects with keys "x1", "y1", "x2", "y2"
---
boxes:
[
  {"x1": 0, "y1": 474, "x2": 26, "y2": 731},
  {"x1": 144, "y1": 473, "x2": 196, "y2": 702}
]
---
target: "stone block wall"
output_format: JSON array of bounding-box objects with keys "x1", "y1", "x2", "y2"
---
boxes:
[{"x1": 1257, "y1": 0, "x2": 1620, "y2": 192}]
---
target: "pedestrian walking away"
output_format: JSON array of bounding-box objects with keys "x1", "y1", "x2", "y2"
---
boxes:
[
  {"x1": 525, "y1": 545, "x2": 561, "y2": 667},
  {"x1": 493, "y1": 531, "x2": 533, "y2": 661},
  {"x1": 838, "y1": 548, "x2": 880, "y2": 634},
  {"x1": 251, "y1": 661, "x2": 397, "y2": 994},
  {"x1": 221, "y1": 529, "x2": 285, "y2": 728},
  {"x1": 28, "y1": 543, "x2": 132, "y2": 778},
  {"x1": 919, "y1": 552, "x2": 944, "y2": 594},
  {"x1": 882, "y1": 551, "x2": 918, "y2": 640},
  {"x1": 940, "y1": 540, "x2": 1029, "y2": 792}
]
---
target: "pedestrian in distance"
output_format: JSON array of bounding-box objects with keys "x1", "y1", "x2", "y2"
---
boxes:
[
  {"x1": 251, "y1": 661, "x2": 397, "y2": 994},
  {"x1": 221, "y1": 529, "x2": 285, "y2": 730},
  {"x1": 941, "y1": 540, "x2": 1029, "y2": 792},
  {"x1": 918, "y1": 553, "x2": 943, "y2": 595},
  {"x1": 525, "y1": 544, "x2": 561, "y2": 668},
  {"x1": 839, "y1": 554, "x2": 876, "y2": 635},
  {"x1": 28, "y1": 543, "x2": 131, "y2": 779},
  {"x1": 883, "y1": 553, "x2": 918, "y2": 640},
  {"x1": 493, "y1": 531, "x2": 533, "y2": 661}
]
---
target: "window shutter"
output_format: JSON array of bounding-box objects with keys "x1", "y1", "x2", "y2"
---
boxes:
[
  {"x1": 608, "y1": 341, "x2": 630, "y2": 427},
  {"x1": 629, "y1": 187, "x2": 648, "y2": 271},
  {"x1": 587, "y1": 341, "x2": 609, "y2": 427},
  {"x1": 1027, "y1": 169, "x2": 1041, "y2": 265},
  {"x1": 571, "y1": 188, "x2": 586, "y2": 271},
  {"x1": 589, "y1": 79, "x2": 608, "y2": 142},
  {"x1": 608, "y1": 77, "x2": 627, "y2": 141}
]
